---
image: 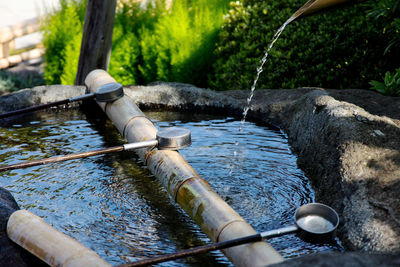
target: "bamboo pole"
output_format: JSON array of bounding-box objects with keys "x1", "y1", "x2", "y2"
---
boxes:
[
  {"x1": 85, "y1": 70, "x2": 284, "y2": 266},
  {"x1": 7, "y1": 210, "x2": 111, "y2": 267}
]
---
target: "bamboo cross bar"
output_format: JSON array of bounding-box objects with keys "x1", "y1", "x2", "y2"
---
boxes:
[
  {"x1": 7, "y1": 210, "x2": 111, "y2": 267},
  {"x1": 85, "y1": 70, "x2": 284, "y2": 266},
  {"x1": 0, "y1": 128, "x2": 189, "y2": 171},
  {"x1": 0, "y1": 145, "x2": 125, "y2": 171}
]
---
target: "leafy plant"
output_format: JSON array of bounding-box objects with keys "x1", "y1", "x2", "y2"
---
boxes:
[
  {"x1": 369, "y1": 68, "x2": 400, "y2": 96},
  {"x1": 0, "y1": 73, "x2": 15, "y2": 94}
]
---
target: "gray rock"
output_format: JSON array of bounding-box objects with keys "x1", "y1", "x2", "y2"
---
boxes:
[
  {"x1": 270, "y1": 251, "x2": 400, "y2": 267},
  {"x1": 0, "y1": 85, "x2": 86, "y2": 113},
  {"x1": 0, "y1": 187, "x2": 46, "y2": 266}
]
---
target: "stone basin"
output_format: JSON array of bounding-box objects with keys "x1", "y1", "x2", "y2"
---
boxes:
[{"x1": 0, "y1": 83, "x2": 399, "y2": 265}]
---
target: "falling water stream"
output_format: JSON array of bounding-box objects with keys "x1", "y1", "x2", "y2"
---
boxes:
[
  {"x1": 0, "y1": 109, "x2": 342, "y2": 266},
  {"x1": 240, "y1": 2, "x2": 313, "y2": 128},
  {"x1": 240, "y1": 21, "x2": 290, "y2": 130}
]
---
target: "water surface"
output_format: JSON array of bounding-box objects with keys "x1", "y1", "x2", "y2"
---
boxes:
[{"x1": 0, "y1": 109, "x2": 342, "y2": 265}]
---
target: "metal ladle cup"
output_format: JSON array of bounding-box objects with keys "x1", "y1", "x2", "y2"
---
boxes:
[
  {"x1": 123, "y1": 127, "x2": 191, "y2": 151},
  {"x1": 295, "y1": 202, "x2": 339, "y2": 237},
  {"x1": 70, "y1": 82, "x2": 124, "y2": 102},
  {"x1": 260, "y1": 202, "x2": 339, "y2": 241},
  {"x1": 156, "y1": 127, "x2": 191, "y2": 150}
]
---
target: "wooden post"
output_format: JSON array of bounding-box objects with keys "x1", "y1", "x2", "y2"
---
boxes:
[
  {"x1": 74, "y1": 0, "x2": 117, "y2": 85},
  {"x1": 85, "y1": 70, "x2": 284, "y2": 266},
  {"x1": 0, "y1": 42, "x2": 10, "y2": 59}
]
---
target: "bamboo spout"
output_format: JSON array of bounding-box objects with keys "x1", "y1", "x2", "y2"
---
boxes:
[{"x1": 290, "y1": 0, "x2": 364, "y2": 22}]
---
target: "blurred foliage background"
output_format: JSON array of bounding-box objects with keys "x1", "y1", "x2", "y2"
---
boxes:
[
  {"x1": 42, "y1": 0, "x2": 230, "y2": 88},
  {"x1": 40, "y1": 0, "x2": 400, "y2": 95}
]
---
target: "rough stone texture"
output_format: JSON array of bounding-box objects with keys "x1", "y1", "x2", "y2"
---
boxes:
[
  {"x1": 1, "y1": 84, "x2": 400, "y2": 263},
  {"x1": 0, "y1": 85, "x2": 86, "y2": 113},
  {"x1": 247, "y1": 89, "x2": 400, "y2": 253},
  {"x1": 271, "y1": 252, "x2": 400, "y2": 267},
  {"x1": 0, "y1": 187, "x2": 46, "y2": 266}
]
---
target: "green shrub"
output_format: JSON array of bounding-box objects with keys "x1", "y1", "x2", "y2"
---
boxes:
[
  {"x1": 108, "y1": 26, "x2": 140, "y2": 85},
  {"x1": 108, "y1": 0, "x2": 165, "y2": 86},
  {"x1": 61, "y1": 33, "x2": 82, "y2": 85},
  {"x1": 209, "y1": 0, "x2": 400, "y2": 90},
  {"x1": 41, "y1": 0, "x2": 85, "y2": 85},
  {"x1": 0, "y1": 73, "x2": 16, "y2": 93}
]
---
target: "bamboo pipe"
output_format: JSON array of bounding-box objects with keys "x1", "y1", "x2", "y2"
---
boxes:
[
  {"x1": 290, "y1": 0, "x2": 365, "y2": 22},
  {"x1": 85, "y1": 70, "x2": 284, "y2": 266},
  {"x1": 7, "y1": 210, "x2": 111, "y2": 267}
]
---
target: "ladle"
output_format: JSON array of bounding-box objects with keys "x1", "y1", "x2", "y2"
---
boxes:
[
  {"x1": 0, "y1": 82, "x2": 124, "y2": 119},
  {"x1": 117, "y1": 203, "x2": 339, "y2": 267},
  {"x1": 0, "y1": 127, "x2": 191, "y2": 171}
]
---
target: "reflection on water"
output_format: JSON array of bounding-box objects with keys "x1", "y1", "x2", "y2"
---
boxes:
[
  {"x1": 296, "y1": 215, "x2": 335, "y2": 233},
  {"x1": 0, "y1": 109, "x2": 342, "y2": 266}
]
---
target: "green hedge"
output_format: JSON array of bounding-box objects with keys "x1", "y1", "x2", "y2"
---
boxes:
[{"x1": 209, "y1": 0, "x2": 400, "y2": 90}]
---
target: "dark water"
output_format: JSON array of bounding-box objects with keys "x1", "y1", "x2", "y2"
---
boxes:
[{"x1": 0, "y1": 109, "x2": 342, "y2": 266}]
